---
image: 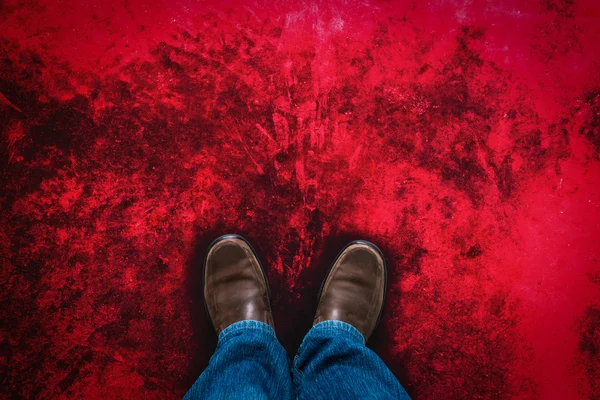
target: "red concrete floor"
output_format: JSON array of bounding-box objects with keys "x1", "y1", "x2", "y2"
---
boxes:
[{"x1": 1, "y1": 0, "x2": 599, "y2": 398}]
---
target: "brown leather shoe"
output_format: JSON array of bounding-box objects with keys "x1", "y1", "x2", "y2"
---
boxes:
[
  {"x1": 314, "y1": 240, "x2": 387, "y2": 341},
  {"x1": 204, "y1": 234, "x2": 274, "y2": 334}
]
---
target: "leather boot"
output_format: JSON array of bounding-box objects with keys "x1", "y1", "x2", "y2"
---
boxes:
[
  {"x1": 314, "y1": 240, "x2": 387, "y2": 341},
  {"x1": 204, "y1": 234, "x2": 274, "y2": 334}
]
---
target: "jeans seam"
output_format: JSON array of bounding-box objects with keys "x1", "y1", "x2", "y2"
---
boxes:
[
  {"x1": 218, "y1": 320, "x2": 275, "y2": 344},
  {"x1": 311, "y1": 320, "x2": 365, "y2": 344}
]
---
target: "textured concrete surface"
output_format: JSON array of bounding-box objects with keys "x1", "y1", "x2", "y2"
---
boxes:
[{"x1": 1, "y1": 0, "x2": 599, "y2": 398}]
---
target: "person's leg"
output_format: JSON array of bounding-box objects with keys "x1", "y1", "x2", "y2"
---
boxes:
[
  {"x1": 293, "y1": 240, "x2": 410, "y2": 400},
  {"x1": 184, "y1": 234, "x2": 293, "y2": 400},
  {"x1": 185, "y1": 320, "x2": 292, "y2": 399},
  {"x1": 293, "y1": 320, "x2": 409, "y2": 399}
]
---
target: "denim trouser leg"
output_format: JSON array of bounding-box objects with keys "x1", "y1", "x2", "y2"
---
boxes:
[
  {"x1": 293, "y1": 320, "x2": 411, "y2": 400},
  {"x1": 184, "y1": 319, "x2": 409, "y2": 399},
  {"x1": 183, "y1": 320, "x2": 293, "y2": 400}
]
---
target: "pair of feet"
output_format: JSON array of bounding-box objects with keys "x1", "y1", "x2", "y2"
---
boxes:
[{"x1": 204, "y1": 235, "x2": 387, "y2": 341}]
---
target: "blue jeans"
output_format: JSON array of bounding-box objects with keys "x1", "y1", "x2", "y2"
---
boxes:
[{"x1": 184, "y1": 320, "x2": 411, "y2": 399}]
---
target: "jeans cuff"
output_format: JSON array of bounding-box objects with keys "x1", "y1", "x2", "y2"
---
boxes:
[
  {"x1": 218, "y1": 320, "x2": 276, "y2": 344},
  {"x1": 310, "y1": 320, "x2": 366, "y2": 344}
]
